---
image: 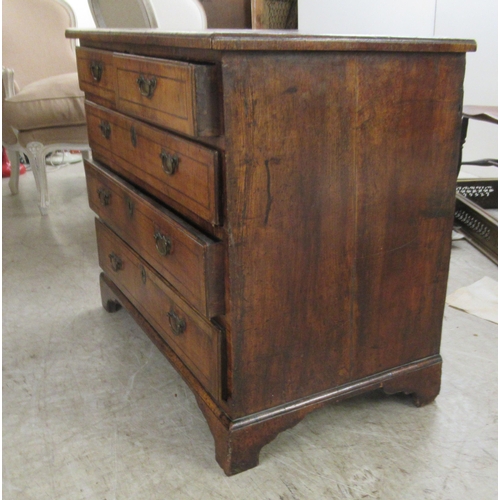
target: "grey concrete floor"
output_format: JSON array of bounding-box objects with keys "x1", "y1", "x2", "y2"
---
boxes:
[{"x1": 3, "y1": 163, "x2": 498, "y2": 499}]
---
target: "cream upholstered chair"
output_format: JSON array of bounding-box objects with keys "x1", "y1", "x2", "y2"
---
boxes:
[
  {"x1": 88, "y1": 0, "x2": 207, "y2": 30},
  {"x1": 2, "y1": 0, "x2": 90, "y2": 215}
]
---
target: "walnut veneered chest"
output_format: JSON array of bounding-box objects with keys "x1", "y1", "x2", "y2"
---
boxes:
[{"x1": 68, "y1": 29, "x2": 475, "y2": 475}]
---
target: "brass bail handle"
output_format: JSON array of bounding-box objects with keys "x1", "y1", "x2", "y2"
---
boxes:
[
  {"x1": 99, "y1": 121, "x2": 111, "y2": 139},
  {"x1": 159, "y1": 149, "x2": 179, "y2": 176},
  {"x1": 97, "y1": 187, "x2": 111, "y2": 206},
  {"x1": 108, "y1": 252, "x2": 123, "y2": 272},
  {"x1": 154, "y1": 230, "x2": 172, "y2": 256},
  {"x1": 137, "y1": 75, "x2": 157, "y2": 98},
  {"x1": 167, "y1": 310, "x2": 186, "y2": 336},
  {"x1": 90, "y1": 61, "x2": 103, "y2": 82}
]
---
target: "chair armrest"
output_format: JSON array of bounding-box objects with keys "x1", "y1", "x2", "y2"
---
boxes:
[{"x1": 2, "y1": 67, "x2": 16, "y2": 100}]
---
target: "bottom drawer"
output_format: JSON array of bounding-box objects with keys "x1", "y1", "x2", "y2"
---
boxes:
[{"x1": 95, "y1": 219, "x2": 221, "y2": 399}]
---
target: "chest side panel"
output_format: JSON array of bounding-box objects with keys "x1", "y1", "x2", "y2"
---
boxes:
[
  {"x1": 350, "y1": 52, "x2": 465, "y2": 378},
  {"x1": 222, "y1": 51, "x2": 465, "y2": 416},
  {"x1": 222, "y1": 52, "x2": 357, "y2": 415}
]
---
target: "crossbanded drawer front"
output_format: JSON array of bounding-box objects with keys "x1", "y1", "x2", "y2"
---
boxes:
[
  {"x1": 85, "y1": 160, "x2": 224, "y2": 319},
  {"x1": 96, "y1": 219, "x2": 221, "y2": 399},
  {"x1": 85, "y1": 102, "x2": 221, "y2": 225},
  {"x1": 114, "y1": 53, "x2": 220, "y2": 137},
  {"x1": 76, "y1": 47, "x2": 115, "y2": 104}
]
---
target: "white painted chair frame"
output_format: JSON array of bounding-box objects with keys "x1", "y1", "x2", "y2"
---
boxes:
[
  {"x1": 88, "y1": 0, "x2": 207, "y2": 30},
  {"x1": 89, "y1": 0, "x2": 158, "y2": 28},
  {"x1": 2, "y1": 0, "x2": 90, "y2": 215}
]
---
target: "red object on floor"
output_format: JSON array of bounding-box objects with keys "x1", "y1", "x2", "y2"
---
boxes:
[
  {"x1": 2, "y1": 147, "x2": 11, "y2": 177},
  {"x1": 2, "y1": 147, "x2": 26, "y2": 178}
]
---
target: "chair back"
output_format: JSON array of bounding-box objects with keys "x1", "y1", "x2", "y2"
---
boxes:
[
  {"x1": 89, "y1": 0, "x2": 158, "y2": 28},
  {"x1": 89, "y1": 0, "x2": 207, "y2": 30},
  {"x1": 2, "y1": 0, "x2": 78, "y2": 89}
]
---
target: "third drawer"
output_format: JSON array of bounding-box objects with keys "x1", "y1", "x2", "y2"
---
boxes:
[{"x1": 85, "y1": 159, "x2": 225, "y2": 319}]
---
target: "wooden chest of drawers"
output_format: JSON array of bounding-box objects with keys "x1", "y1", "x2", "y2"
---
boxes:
[{"x1": 69, "y1": 30, "x2": 475, "y2": 475}]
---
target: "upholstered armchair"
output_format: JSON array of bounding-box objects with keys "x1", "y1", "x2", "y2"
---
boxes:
[{"x1": 2, "y1": 0, "x2": 90, "y2": 214}]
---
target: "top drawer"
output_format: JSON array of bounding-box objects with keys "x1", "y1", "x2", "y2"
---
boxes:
[
  {"x1": 114, "y1": 54, "x2": 221, "y2": 138},
  {"x1": 76, "y1": 47, "x2": 116, "y2": 105}
]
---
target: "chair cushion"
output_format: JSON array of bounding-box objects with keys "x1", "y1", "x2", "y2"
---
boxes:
[
  {"x1": 3, "y1": 72, "x2": 85, "y2": 132},
  {"x1": 18, "y1": 124, "x2": 88, "y2": 149}
]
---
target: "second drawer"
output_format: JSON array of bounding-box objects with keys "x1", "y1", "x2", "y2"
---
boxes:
[
  {"x1": 85, "y1": 160, "x2": 225, "y2": 319},
  {"x1": 85, "y1": 102, "x2": 221, "y2": 225}
]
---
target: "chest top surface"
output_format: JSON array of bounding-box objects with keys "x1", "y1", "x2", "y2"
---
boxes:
[{"x1": 67, "y1": 29, "x2": 476, "y2": 53}]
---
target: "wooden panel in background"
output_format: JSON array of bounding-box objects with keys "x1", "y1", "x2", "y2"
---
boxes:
[{"x1": 199, "y1": 0, "x2": 252, "y2": 28}]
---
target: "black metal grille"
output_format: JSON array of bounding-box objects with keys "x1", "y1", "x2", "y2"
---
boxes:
[
  {"x1": 456, "y1": 179, "x2": 498, "y2": 209},
  {"x1": 455, "y1": 209, "x2": 492, "y2": 240},
  {"x1": 265, "y1": 0, "x2": 298, "y2": 29},
  {"x1": 456, "y1": 184, "x2": 495, "y2": 200}
]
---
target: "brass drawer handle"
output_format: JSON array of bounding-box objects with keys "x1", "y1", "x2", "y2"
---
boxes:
[
  {"x1": 99, "y1": 120, "x2": 111, "y2": 139},
  {"x1": 90, "y1": 60, "x2": 103, "y2": 82},
  {"x1": 167, "y1": 310, "x2": 186, "y2": 336},
  {"x1": 159, "y1": 149, "x2": 179, "y2": 176},
  {"x1": 154, "y1": 230, "x2": 172, "y2": 256},
  {"x1": 136, "y1": 74, "x2": 157, "y2": 98},
  {"x1": 97, "y1": 187, "x2": 111, "y2": 206},
  {"x1": 108, "y1": 252, "x2": 123, "y2": 272}
]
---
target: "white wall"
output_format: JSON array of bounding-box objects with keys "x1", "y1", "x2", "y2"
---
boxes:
[
  {"x1": 434, "y1": 0, "x2": 497, "y2": 163},
  {"x1": 299, "y1": 0, "x2": 437, "y2": 37},
  {"x1": 299, "y1": 0, "x2": 498, "y2": 163}
]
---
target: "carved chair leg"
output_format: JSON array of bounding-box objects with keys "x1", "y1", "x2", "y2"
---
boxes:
[
  {"x1": 7, "y1": 149, "x2": 20, "y2": 195},
  {"x1": 25, "y1": 142, "x2": 49, "y2": 215},
  {"x1": 99, "y1": 273, "x2": 122, "y2": 313}
]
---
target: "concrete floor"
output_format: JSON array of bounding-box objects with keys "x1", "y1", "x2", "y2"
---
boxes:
[{"x1": 3, "y1": 163, "x2": 498, "y2": 499}]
